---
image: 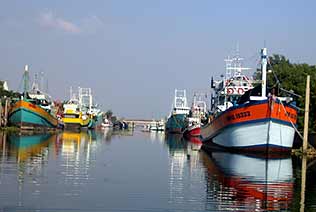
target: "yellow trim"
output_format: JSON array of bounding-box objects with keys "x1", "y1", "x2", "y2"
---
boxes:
[{"x1": 62, "y1": 117, "x2": 90, "y2": 126}]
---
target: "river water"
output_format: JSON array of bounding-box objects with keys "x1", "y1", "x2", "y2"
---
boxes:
[{"x1": 0, "y1": 130, "x2": 315, "y2": 211}]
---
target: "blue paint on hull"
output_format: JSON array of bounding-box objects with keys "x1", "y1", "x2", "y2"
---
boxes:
[
  {"x1": 166, "y1": 114, "x2": 187, "y2": 133},
  {"x1": 9, "y1": 134, "x2": 52, "y2": 148},
  {"x1": 9, "y1": 108, "x2": 56, "y2": 128},
  {"x1": 88, "y1": 114, "x2": 103, "y2": 129}
]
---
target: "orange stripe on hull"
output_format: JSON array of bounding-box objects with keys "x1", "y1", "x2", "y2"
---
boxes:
[
  {"x1": 10, "y1": 100, "x2": 58, "y2": 126},
  {"x1": 201, "y1": 99, "x2": 297, "y2": 140}
]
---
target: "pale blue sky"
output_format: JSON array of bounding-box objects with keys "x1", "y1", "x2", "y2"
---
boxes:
[{"x1": 1, "y1": 0, "x2": 316, "y2": 118}]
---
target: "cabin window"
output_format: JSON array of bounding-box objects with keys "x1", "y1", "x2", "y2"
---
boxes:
[{"x1": 64, "y1": 114, "x2": 79, "y2": 118}]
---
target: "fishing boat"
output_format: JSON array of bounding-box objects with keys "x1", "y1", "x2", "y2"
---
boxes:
[
  {"x1": 149, "y1": 120, "x2": 158, "y2": 131},
  {"x1": 184, "y1": 117, "x2": 201, "y2": 137},
  {"x1": 62, "y1": 98, "x2": 90, "y2": 130},
  {"x1": 79, "y1": 87, "x2": 103, "y2": 130},
  {"x1": 201, "y1": 151, "x2": 293, "y2": 211},
  {"x1": 184, "y1": 93, "x2": 208, "y2": 137},
  {"x1": 149, "y1": 119, "x2": 165, "y2": 131},
  {"x1": 101, "y1": 118, "x2": 113, "y2": 129},
  {"x1": 9, "y1": 65, "x2": 58, "y2": 129},
  {"x1": 201, "y1": 48, "x2": 298, "y2": 153},
  {"x1": 166, "y1": 89, "x2": 190, "y2": 134}
]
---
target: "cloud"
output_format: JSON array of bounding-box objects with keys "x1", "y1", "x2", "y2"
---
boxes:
[{"x1": 39, "y1": 11, "x2": 80, "y2": 33}]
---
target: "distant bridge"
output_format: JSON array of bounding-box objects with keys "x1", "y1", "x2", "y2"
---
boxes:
[{"x1": 122, "y1": 119, "x2": 162, "y2": 127}]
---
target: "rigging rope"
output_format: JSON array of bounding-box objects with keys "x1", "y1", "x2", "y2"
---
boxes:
[{"x1": 279, "y1": 99, "x2": 315, "y2": 149}]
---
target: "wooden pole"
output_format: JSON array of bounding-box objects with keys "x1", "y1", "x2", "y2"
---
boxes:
[
  {"x1": 4, "y1": 98, "x2": 9, "y2": 127},
  {"x1": 303, "y1": 75, "x2": 310, "y2": 154},
  {"x1": 300, "y1": 156, "x2": 307, "y2": 212},
  {"x1": 0, "y1": 98, "x2": 2, "y2": 127}
]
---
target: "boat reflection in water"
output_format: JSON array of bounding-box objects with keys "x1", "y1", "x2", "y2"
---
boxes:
[
  {"x1": 187, "y1": 136, "x2": 202, "y2": 151},
  {"x1": 165, "y1": 134, "x2": 206, "y2": 210},
  {"x1": 149, "y1": 131, "x2": 165, "y2": 143},
  {"x1": 102, "y1": 127, "x2": 113, "y2": 141},
  {"x1": 201, "y1": 150, "x2": 293, "y2": 211},
  {"x1": 7, "y1": 133, "x2": 55, "y2": 163},
  {"x1": 60, "y1": 131, "x2": 99, "y2": 162},
  {"x1": 0, "y1": 132, "x2": 56, "y2": 194}
]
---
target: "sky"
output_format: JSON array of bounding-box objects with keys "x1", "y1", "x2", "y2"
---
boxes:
[{"x1": 1, "y1": 0, "x2": 316, "y2": 119}]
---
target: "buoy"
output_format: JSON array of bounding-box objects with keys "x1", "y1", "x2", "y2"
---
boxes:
[
  {"x1": 238, "y1": 88, "x2": 244, "y2": 95},
  {"x1": 227, "y1": 88, "x2": 234, "y2": 94}
]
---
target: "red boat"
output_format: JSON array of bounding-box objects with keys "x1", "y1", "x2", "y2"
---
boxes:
[{"x1": 184, "y1": 117, "x2": 201, "y2": 137}]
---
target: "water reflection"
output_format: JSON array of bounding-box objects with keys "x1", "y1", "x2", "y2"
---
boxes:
[
  {"x1": 0, "y1": 130, "x2": 315, "y2": 211},
  {"x1": 57, "y1": 131, "x2": 98, "y2": 195},
  {"x1": 201, "y1": 151, "x2": 293, "y2": 211},
  {"x1": 3, "y1": 132, "x2": 54, "y2": 163},
  {"x1": 165, "y1": 134, "x2": 206, "y2": 211}
]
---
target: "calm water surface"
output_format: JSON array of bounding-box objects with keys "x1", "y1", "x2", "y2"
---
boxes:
[{"x1": 0, "y1": 130, "x2": 315, "y2": 211}]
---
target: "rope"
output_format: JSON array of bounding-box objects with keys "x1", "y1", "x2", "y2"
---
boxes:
[
  {"x1": 279, "y1": 99, "x2": 303, "y2": 140},
  {"x1": 279, "y1": 99, "x2": 315, "y2": 149}
]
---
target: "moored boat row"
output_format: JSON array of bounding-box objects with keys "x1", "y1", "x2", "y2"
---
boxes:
[
  {"x1": 165, "y1": 47, "x2": 299, "y2": 154},
  {"x1": 7, "y1": 65, "x2": 110, "y2": 131}
]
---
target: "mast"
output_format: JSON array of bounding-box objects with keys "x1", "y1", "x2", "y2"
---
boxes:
[
  {"x1": 261, "y1": 48, "x2": 267, "y2": 97},
  {"x1": 22, "y1": 65, "x2": 30, "y2": 98},
  {"x1": 31, "y1": 73, "x2": 39, "y2": 91},
  {"x1": 70, "y1": 86, "x2": 73, "y2": 100}
]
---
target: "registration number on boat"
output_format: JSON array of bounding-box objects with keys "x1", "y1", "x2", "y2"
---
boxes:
[{"x1": 226, "y1": 111, "x2": 251, "y2": 121}]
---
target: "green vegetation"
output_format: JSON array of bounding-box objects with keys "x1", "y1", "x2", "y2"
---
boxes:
[
  {"x1": 265, "y1": 55, "x2": 316, "y2": 132},
  {"x1": 0, "y1": 83, "x2": 20, "y2": 99},
  {"x1": 105, "y1": 110, "x2": 113, "y2": 119}
]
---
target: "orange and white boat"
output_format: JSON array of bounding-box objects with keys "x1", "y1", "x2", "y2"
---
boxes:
[{"x1": 201, "y1": 48, "x2": 298, "y2": 153}]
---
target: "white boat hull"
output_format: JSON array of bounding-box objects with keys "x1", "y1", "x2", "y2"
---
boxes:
[
  {"x1": 211, "y1": 120, "x2": 295, "y2": 150},
  {"x1": 201, "y1": 99, "x2": 298, "y2": 153}
]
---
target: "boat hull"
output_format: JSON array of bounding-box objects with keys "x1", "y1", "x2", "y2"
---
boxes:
[
  {"x1": 62, "y1": 117, "x2": 90, "y2": 130},
  {"x1": 201, "y1": 99, "x2": 297, "y2": 153},
  {"x1": 166, "y1": 114, "x2": 187, "y2": 134},
  {"x1": 9, "y1": 100, "x2": 58, "y2": 129},
  {"x1": 184, "y1": 125, "x2": 201, "y2": 137},
  {"x1": 88, "y1": 113, "x2": 103, "y2": 129}
]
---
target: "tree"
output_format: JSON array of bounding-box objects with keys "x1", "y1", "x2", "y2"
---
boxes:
[
  {"x1": 266, "y1": 54, "x2": 316, "y2": 132},
  {"x1": 105, "y1": 110, "x2": 113, "y2": 119}
]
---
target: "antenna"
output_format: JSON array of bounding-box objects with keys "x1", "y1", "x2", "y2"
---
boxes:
[
  {"x1": 236, "y1": 41, "x2": 240, "y2": 58},
  {"x1": 40, "y1": 71, "x2": 44, "y2": 91},
  {"x1": 32, "y1": 73, "x2": 39, "y2": 91},
  {"x1": 45, "y1": 78, "x2": 49, "y2": 93},
  {"x1": 70, "y1": 86, "x2": 73, "y2": 99}
]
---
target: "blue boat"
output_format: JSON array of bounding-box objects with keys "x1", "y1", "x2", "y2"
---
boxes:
[
  {"x1": 166, "y1": 89, "x2": 190, "y2": 133},
  {"x1": 88, "y1": 112, "x2": 103, "y2": 129},
  {"x1": 8, "y1": 65, "x2": 58, "y2": 129},
  {"x1": 9, "y1": 99, "x2": 58, "y2": 129}
]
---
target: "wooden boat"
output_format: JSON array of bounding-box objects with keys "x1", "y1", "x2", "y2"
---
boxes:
[
  {"x1": 9, "y1": 65, "x2": 58, "y2": 129},
  {"x1": 201, "y1": 48, "x2": 298, "y2": 153}
]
